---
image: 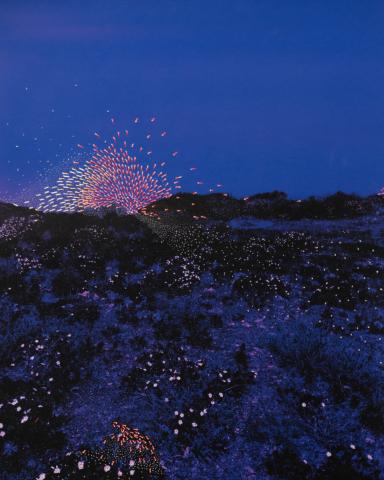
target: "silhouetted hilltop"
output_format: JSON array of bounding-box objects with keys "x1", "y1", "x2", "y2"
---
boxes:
[
  {"x1": 147, "y1": 191, "x2": 381, "y2": 220},
  {"x1": 0, "y1": 201, "x2": 36, "y2": 221},
  {"x1": 1, "y1": 191, "x2": 381, "y2": 222}
]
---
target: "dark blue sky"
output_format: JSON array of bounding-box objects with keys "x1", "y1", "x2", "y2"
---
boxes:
[{"x1": 1, "y1": 0, "x2": 384, "y2": 201}]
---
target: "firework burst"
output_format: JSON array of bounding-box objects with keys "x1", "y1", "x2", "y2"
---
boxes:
[{"x1": 36, "y1": 119, "x2": 179, "y2": 214}]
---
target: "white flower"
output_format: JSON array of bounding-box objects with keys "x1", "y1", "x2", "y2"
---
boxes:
[
  {"x1": 301, "y1": 402, "x2": 307, "y2": 408},
  {"x1": 192, "y1": 422, "x2": 197, "y2": 427},
  {"x1": 0, "y1": 423, "x2": 3, "y2": 429},
  {"x1": 326, "y1": 451, "x2": 332, "y2": 458},
  {"x1": 104, "y1": 465, "x2": 111, "y2": 472},
  {"x1": 367, "y1": 454, "x2": 373, "y2": 461},
  {"x1": 129, "y1": 460, "x2": 135, "y2": 467},
  {"x1": 53, "y1": 466, "x2": 61, "y2": 474},
  {"x1": 77, "y1": 461, "x2": 84, "y2": 470},
  {"x1": 350, "y1": 444, "x2": 356, "y2": 450},
  {"x1": 0, "y1": 431, "x2": 5, "y2": 437},
  {"x1": 174, "y1": 429, "x2": 179, "y2": 435},
  {"x1": 130, "y1": 470, "x2": 135, "y2": 476},
  {"x1": 37, "y1": 474, "x2": 46, "y2": 480},
  {"x1": 21, "y1": 415, "x2": 29, "y2": 423}
]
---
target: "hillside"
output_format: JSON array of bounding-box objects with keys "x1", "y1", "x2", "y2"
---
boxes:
[{"x1": 0, "y1": 193, "x2": 384, "y2": 479}]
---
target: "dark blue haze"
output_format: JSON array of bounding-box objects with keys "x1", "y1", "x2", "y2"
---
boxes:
[{"x1": 1, "y1": 0, "x2": 383, "y2": 200}]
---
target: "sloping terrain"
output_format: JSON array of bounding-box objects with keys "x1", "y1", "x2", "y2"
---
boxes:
[{"x1": 0, "y1": 193, "x2": 384, "y2": 479}]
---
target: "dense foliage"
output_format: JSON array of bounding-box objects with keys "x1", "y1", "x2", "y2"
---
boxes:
[{"x1": 0, "y1": 193, "x2": 383, "y2": 479}]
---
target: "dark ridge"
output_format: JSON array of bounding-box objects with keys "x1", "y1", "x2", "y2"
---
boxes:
[
  {"x1": 146, "y1": 191, "x2": 383, "y2": 220},
  {"x1": 1, "y1": 191, "x2": 382, "y2": 222}
]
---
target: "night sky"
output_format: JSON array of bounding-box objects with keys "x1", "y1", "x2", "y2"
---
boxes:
[{"x1": 1, "y1": 0, "x2": 384, "y2": 203}]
